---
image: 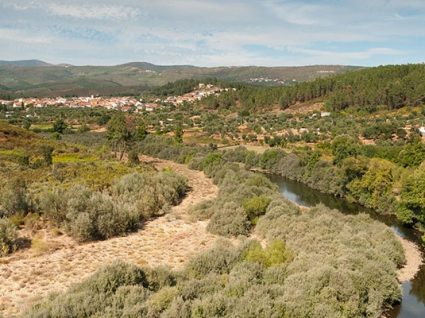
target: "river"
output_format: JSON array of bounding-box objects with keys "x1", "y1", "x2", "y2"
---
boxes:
[{"x1": 268, "y1": 175, "x2": 425, "y2": 318}]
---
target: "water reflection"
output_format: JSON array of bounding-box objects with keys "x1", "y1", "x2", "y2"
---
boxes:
[{"x1": 268, "y1": 174, "x2": 425, "y2": 318}]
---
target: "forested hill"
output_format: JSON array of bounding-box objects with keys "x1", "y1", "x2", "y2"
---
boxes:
[
  {"x1": 0, "y1": 61, "x2": 357, "y2": 98},
  {"x1": 202, "y1": 64, "x2": 425, "y2": 112}
]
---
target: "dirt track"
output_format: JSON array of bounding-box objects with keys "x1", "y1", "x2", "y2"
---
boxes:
[{"x1": 0, "y1": 156, "x2": 219, "y2": 317}]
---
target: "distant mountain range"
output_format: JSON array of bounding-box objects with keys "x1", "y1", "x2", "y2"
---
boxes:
[
  {"x1": 0, "y1": 60, "x2": 362, "y2": 97},
  {"x1": 0, "y1": 60, "x2": 52, "y2": 67}
]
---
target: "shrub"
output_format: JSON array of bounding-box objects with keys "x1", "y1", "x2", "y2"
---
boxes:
[
  {"x1": 255, "y1": 200, "x2": 404, "y2": 317},
  {"x1": 62, "y1": 192, "x2": 139, "y2": 242},
  {"x1": 0, "y1": 218, "x2": 18, "y2": 256},
  {"x1": 243, "y1": 240, "x2": 291, "y2": 268},
  {"x1": 26, "y1": 262, "x2": 150, "y2": 318},
  {"x1": 147, "y1": 286, "x2": 178, "y2": 313},
  {"x1": 242, "y1": 195, "x2": 271, "y2": 223},
  {"x1": 143, "y1": 266, "x2": 176, "y2": 292},
  {"x1": 128, "y1": 149, "x2": 140, "y2": 166},
  {"x1": 38, "y1": 171, "x2": 188, "y2": 242},
  {"x1": 185, "y1": 240, "x2": 241, "y2": 279},
  {"x1": 0, "y1": 178, "x2": 30, "y2": 217},
  {"x1": 207, "y1": 202, "x2": 251, "y2": 237},
  {"x1": 41, "y1": 145, "x2": 54, "y2": 166},
  {"x1": 30, "y1": 137, "x2": 409, "y2": 318},
  {"x1": 52, "y1": 119, "x2": 68, "y2": 134}
]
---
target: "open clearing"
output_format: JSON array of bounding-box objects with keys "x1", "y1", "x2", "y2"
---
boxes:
[{"x1": 0, "y1": 156, "x2": 220, "y2": 317}]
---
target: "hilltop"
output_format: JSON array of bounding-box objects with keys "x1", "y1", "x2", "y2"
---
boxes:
[
  {"x1": 0, "y1": 60, "x2": 52, "y2": 67},
  {"x1": 0, "y1": 61, "x2": 361, "y2": 98}
]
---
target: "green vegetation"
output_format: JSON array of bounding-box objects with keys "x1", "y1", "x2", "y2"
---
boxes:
[
  {"x1": 26, "y1": 193, "x2": 404, "y2": 318},
  {"x1": 150, "y1": 79, "x2": 206, "y2": 97},
  {"x1": 0, "y1": 178, "x2": 30, "y2": 217},
  {"x1": 0, "y1": 218, "x2": 18, "y2": 256},
  {"x1": 2, "y1": 62, "x2": 425, "y2": 317},
  {"x1": 0, "y1": 122, "x2": 187, "y2": 244},
  {"x1": 397, "y1": 167, "x2": 425, "y2": 225},
  {"x1": 204, "y1": 64, "x2": 425, "y2": 112},
  {"x1": 0, "y1": 62, "x2": 354, "y2": 98},
  {"x1": 220, "y1": 145, "x2": 425, "y2": 230}
]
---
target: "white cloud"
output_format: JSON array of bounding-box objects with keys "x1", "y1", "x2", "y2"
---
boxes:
[
  {"x1": 45, "y1": 3, "x2": 140, "y2": 20},
  {"x1": 1, "y1": 1, "x2": 140, "y2": 20},
  {"x1": 0, "y1": 28, "x2": 52, "y2": 44},
  {"x1": 0, "y1": 0, "x2": 424, "y2": 66},
  {"x1": 286, "y1": 47, "x2": 405, "y2": 65}
]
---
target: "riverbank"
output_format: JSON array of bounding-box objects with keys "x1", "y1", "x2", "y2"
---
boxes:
[
  {"x1": 266, "y1": 174, "x2": 423, "y2": 283},
  {"x1": 396, "y1": 235, "x2": 423, "y2": 282}
]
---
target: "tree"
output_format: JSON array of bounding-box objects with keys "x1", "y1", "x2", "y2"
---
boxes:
[
  {"x1": 53, "y1": 119, "x2": 68, "y2": 134},
  {"x1": 398, "y1": 169, "x2": 425, "y2": 224},
  {"x1": 41, "y1": 145, "x2": 54, "y2": 166},
  {"x1": 397, "y1": 141, "x2": 425, "y2": 168},
  {"x1": 97, "y1": 114, "x2": 111, "y2": 126},
  {"x1": 107, "y1": 114, "x2": 132, "y2": 160},
  {"x1": 22, "y1": 118, "x2": 31, "y2": 130},
  {"x1": 134, "y1": 122, "x2": 148, "y2": 141},
  {"x1": 174, "y1": 125, "x2": 183, "y2": 143},
  {"x1": 331, "y1": 135, "x2": 359, "y2": 164}
]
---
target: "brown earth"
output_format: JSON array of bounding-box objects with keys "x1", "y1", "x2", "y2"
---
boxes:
[
  {"x1": 283, "y1": 101, "x2": 324, "y2": 115},
  {"x1": 0, "y1": 156, "x2": 221, "y2": 317}
]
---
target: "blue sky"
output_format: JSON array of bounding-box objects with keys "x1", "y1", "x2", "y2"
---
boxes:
[{"x1": 0, "y1": 0, "x2": 424, "y2": 66}]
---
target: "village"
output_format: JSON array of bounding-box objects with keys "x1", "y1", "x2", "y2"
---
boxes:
[{"x1": 0, "y1": 83, "x2": 228, "y2": 114}]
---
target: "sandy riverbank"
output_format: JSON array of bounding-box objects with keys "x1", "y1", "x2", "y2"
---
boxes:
[{"x1": 395, "y1": 234, "x2": 423, "y2": 282}]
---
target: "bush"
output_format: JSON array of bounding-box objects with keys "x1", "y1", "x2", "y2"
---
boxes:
[
  {"x1": 41, "y1": 145, "x2": 54, "y2": 166},
  {"x1": 28, "y1": 211, "x2": 403, "y2": 318},
  {"x1": 0, "y1": 218, "x2": 18, "y2": 256},
  {"x1": 128, "y1": 149, "x2": 140, "y2": 166},
  {"x1": 26, "y1": 262, "x2": 150, "y2": 318},
  {"x1": 38, "y1": 171, "x2": 188, "y2": 242},
  {"x1": 28, "y1": 137, "x2": 407, "y2": 318},
  {"x1": 243, "y1": 240, "x2": 291, "y2": 268},
  {"x1": 185, "y1": 240, "x2": 241, "y2": 279},
  {"x1": 207, "y1": 202, "x2": 251, "y2": 237},
  {"x1": 189, "y1": 162, "x2": 277, "y2": 237},
  {"x1": 242, "y1": 195, "x2": 271, "y2": 223},
  {"x1": 256, "y1": 200, "x2": 404, "y2": 317},
  {"x1": 0, "y1": 178, "x2": 30, "y2": 217}
]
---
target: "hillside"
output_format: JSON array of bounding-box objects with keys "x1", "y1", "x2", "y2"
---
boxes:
[
  {"x1": 0, "y1": 61, "x2": 360, "y2": 98},
  {"x1": 200, "y1": 64, "x2": 425, "y2": 112},
  {"x1": 0, "y1": 60, "x2": 52, "y2": 67}
]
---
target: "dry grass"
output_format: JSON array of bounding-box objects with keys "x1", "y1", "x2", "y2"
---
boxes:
[{"x1": 0, "y1": 156, "x2": 221, "y2": 317}]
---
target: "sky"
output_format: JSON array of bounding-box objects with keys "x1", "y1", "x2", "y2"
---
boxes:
[{"x1": 0, "y1": 0, "x2": 424, "y2": 67}]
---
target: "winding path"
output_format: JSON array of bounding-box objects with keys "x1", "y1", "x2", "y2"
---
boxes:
[{"x1": 0, "y1": 156, "x2": 219, "y2": 317}]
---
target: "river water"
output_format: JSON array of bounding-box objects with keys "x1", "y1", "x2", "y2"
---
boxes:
[{"x1": 268, "y1": 175, "x2": 425, "y2": 318}]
